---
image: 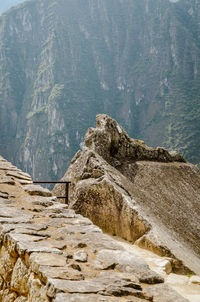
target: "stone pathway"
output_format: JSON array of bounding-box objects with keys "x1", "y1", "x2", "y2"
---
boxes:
[
  {"x1": 0, "y1": 155, "x2": 196, "y2": 301},
  {"x1": 114, "y1": 238, "x2": 200, "y2": 302}
]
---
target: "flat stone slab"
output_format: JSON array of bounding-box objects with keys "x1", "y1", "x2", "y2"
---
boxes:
[
  {"x1": 1, "y1": 223, "x2": 48, "y2": 232},
  {"x1": 17, "y1": 242, "x2": 62, "y2": 255},
  {"x1": 44, "y1": 203, "x2": 68, "y2": 213},
  {"x1": 6, "y1": 171, "x2": 32, "y2": 181},
  {"x1": 0, "y1": 216, "x2": 33, "y2": 225},
  {"x1": 143, "y1": 284, "x2": 190, "y2": 302},
  {"x1": 54, "y1": 293, "x2": 146, "y2": 301},
  {"x1": 59, "y1": 224, "x2": 102, "y2": 235},
  {"x1": 32, "y1": 198, "x2": 55, "y2": 207},
  {"x1": 166, "y1": 274, "x2": 189, "y2": 286},
  {"x1": 81, "y1": 233, "x2": 125, "y2": 251},
  {"x1": 8, "y1": 233, "x2": 47, "y2": 244},
  {"x1": 48, "y1": 278, "x2": 106, "y2": 294},
  {"x1": 0, "y1": 163, "x2": 19, "y2": 171},
  {"x1": 48, "y1": 276, "x2": 150, "y2": 299},
  {"x1": 95, "y1": 249, "x2": 164, "y2": 284},
  {"x1": 61, "y1": 217, "x2": 93, "y2": 226},
  {"x1": 0, "y1": 191, "x2": 9, "y2": 199},
  {"x1": 17, "y1": 179, "x2": 33, "y2": 185},
  {"x1": 189, "y1": 275, "x2": 200, "y2": 285},
  {"x1": 0, "y1": 176, "x2": 15, "y2": 185},
  {"x1": 24, "y1": 184, "x2": 52, "y2": 197},
  {"x1": 30, "y1": 252, "x2": 67, "y2": 268},
  {"x1": 39, "y1": 265, "x2": 84, "y2": 281},
  {"x1": 0, "y1": 207, "x2": 29, "y2": 218}
]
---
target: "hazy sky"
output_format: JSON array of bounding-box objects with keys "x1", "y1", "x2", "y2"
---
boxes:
[
  {"x1": 0, "y1": 0, "x2": 24, "y2": 15},
  {"x1": 0, "y1": 0, "x2": 182, "y2": 15}
]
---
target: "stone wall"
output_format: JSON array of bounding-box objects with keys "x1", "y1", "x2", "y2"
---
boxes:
[{"x1": 0, "y1": 156, "x2": 190, "y2": 301}]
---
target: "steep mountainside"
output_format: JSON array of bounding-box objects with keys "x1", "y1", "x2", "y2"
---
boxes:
[{"x1": 0, "y1": 0, "x2": 200, "y2": 180}]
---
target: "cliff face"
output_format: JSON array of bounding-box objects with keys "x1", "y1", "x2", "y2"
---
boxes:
[{"x1": 0, "y1": 0, "x2": 200, "y2": 180}]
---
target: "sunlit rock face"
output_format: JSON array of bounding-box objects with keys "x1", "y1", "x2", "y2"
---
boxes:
[
  {"x1": 53, "y1": 115, "x2": 200, "y2": 275},
  {"x1": 0, "y1": 0, "x2": 200, "y2": 181}
]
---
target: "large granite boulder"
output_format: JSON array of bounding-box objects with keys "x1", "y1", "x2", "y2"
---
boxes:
[{"x1": 53, "y1": 114, "x2": 200, "y2": 275}]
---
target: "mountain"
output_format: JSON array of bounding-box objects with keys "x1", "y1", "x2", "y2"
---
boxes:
[
  {"x1": 0, "y1": 0, "x2": 199, "y2": 181},
  {"x1": 0, "y1": 0, "x2": 25, "y2": 15}
]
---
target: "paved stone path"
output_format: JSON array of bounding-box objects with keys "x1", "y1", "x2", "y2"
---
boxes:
[
  {"x1": 0, "y1": 155, "x2": 194, "y2": 301},
  {"x1": 114, "y1": 238, "x2": 200, "y2": 302}
]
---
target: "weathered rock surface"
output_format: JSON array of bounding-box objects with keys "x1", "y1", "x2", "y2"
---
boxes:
[
  {"x1": 95, "y1": 249, "x2": 163, "y2": 284},
  {"x1": 85, "y1": 114, "x2": 186, "y2": 164},
  {"x1": 54, "y1": 293, "x2": 150, "y2": 302},
  {"x1": 189, "y1": 276, "x2": 200, "y2": 285},
  {"x1": 0, "y1": 154, "x2": 192, "y2": 301},
  {"x1": 143, "y1": 284, "x2": 190, "y2": 302},
  {"x1": 24, "y1": 185, "x2": 52, "y2": 197},
  {"x1": 53, "y1": 114, "x2": 200, "y2": 275}
]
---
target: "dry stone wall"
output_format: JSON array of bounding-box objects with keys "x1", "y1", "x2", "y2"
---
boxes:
[{"x1": 0, "y1": 155, "x2": 191, "y2": 301}]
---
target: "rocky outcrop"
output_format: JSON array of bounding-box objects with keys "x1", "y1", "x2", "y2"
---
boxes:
[
  {"x1": 53, "y1": 114, "x2": 200, "y2": 276},
  {"x1": 85, "y1": 114, "x2": 186, "y2": 164},
  {"x1": 1, "y1": 154, "x2": 194, "y2": 301}
]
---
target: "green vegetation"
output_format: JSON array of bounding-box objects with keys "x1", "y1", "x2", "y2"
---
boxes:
[
  {"x1": 48, "y1": 84, "x2": 64, "y2": 102},
  {"x1": 26, "y1": 106, "x2": 47, "y2": 119}
]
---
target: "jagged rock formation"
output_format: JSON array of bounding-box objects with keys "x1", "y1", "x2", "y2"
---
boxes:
[
  {"x1": 0, "y1": 155, "x2": 195, "y2": 301},
  {"x1": 0, "y1": 0, "x2": 200, "y2": 181},
  {"x1": 53, "y1": 114, "x2": 200, "y2": 276},
  {"x1": 85, "y1": 114, "x2": 186, "y2": 164}
]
